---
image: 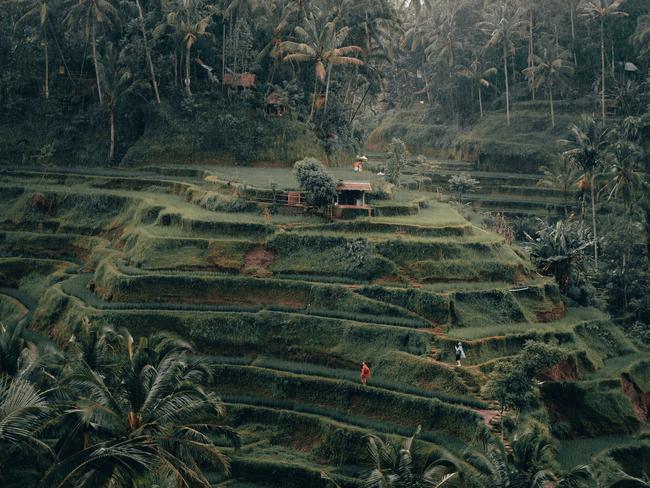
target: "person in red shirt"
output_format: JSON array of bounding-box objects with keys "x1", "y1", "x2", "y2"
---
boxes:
[{"x1": 360, "y1": 362, "x2": 371, "y2": 385}]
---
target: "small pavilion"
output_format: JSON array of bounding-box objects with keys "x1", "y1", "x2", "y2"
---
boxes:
[{"x1": 333, "y1": 181, "x2": 373, "y2": 218}]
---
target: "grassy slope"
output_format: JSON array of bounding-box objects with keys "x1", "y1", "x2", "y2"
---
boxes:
[
  {"x1": 366, "y1": 101, "x2": 596, "y2": 173},
  {"x1": 0, "y1": 167, "x2": 646, "y2": 485}
]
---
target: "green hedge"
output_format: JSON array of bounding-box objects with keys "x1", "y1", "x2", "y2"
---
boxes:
[
  {"x1": 436, "y1": 330, "x2": 575, "y2": 364},
  {"x1": 409, "y1": 259, "x2": 522, "y2": 283},
  {"x1": 451, "y1": 289, "x2": 527, "y2": 327},
  {"x1": 93, "y1": 262, "x2": 415, "y2": 320},
  {"x1": 299, "y1": 221, "x2": 472, "y2": 237},
  {"x1": 217, "y1": 357, "x2": 486, "y2": 408},
  {"x1": 228, "y1": 457, "x2": 362, "y2": 488},
  {"x1": 225, "y1": 403, "x2": 370, "y2": 466},
  {"x1": 375, "y1": 239, "x2": 507, "y2": 264},
  {"x1": 358, "y1": 286, "x2": 450, "y2": 324},
  {"x1": 72, "y1": 307, "x2": 431, "y2": 369},
  {"x1": 210, "y1": 364, "x2": 481, "y2": 440},
  {"x1": 541, "y1": 381, "x2": 641, "y2": 437},
  {"x1": 222, "y1": 395, "x2": 478, "y2": 456}
]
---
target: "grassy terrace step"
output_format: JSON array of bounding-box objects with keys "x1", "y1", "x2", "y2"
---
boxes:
[
  {"x1": 122, "y1": 228, "x2": 259, "y2": 272},
  {"x1": 223, "y1": 402, "x2": 473, "y2": 463},
  {"x1": 92, "y1": 262, "x2": 431, "y2": 324},
  {"x1": 208, "y1": 356, "x2": 486, "y2": 409},
  {"x1": 0, "y1": 292, "x2": 29, "y2": 324},
  {"x1": 61, "y1": 272, "x2": 433, "y2": 328},
  {"x1": 421, "y1": 170, "x2": 541, "y2": 187},
  {"x1": 38, "y1": 285, "x2": 431, "y2": 368},
  {"x1": 438, "y1": 309, "x2": 638, "y2": 372},
  {"x1": 0, "y1": 286, "x2": 39, "y2": 311},
  {"x1": 209, "y1": 363, "x2": 482, "y2": 440},
  {"x1": 0, "y1": 230, "x2": 107, "y2": 259},
  {"x1": 1, "y1": 165, "x2": 207, "y2": 182},
  {"x1": 224, "y1": 456, "x2": 362, "y2": 488},
  {"x1": 447, "y1": 307, "x2": 606, "y2": 340},
  {"x1": 406, "y1": 258, "x2": 525, "y2": 283},
  {"x1": 541, "y1": 380, "x2": 642, "y2": 437}
]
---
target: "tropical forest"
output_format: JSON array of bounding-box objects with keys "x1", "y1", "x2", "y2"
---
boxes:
[{"x1": 1, "y1": 0, "x2": 649, "y2": 486}]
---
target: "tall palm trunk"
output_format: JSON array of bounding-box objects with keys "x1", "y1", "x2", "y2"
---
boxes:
[
  {"x1": 43, "y1": 29, "x2": 49, "y2": 99},
  {"x1": 529, "y1": 11, "x2": 535, "y2": 99},
  {"x1": 549, "y1": 85, "x2": 555, "y2": 128},
  {"x1": 600, "y1": 19, "x2": 606, "y2": 122},
  {"x1": 135, "y1": 0, "x2": 160, "y2": 104},
  {"x1": 478, "y1": 84, "x2": 484, "y2": 117},
  {"x1": 222, "y1": 22, "x2": 226, "y2": 86},
  {"x1": 185, "y1": 40, "x2": 192, "y2": 96},
  {"x1": 91, "y1": 20, "x2": 104, "y2": 105},
  {"x1": 323, "y1": 64, "x2": 332, "y2": 113},
  {"x1": 503, "y1": 41, "x2": 511, "y2": 127},
  {"x1": 109, "y1": 108, "x2": 115, "y2": 162},
  {"x1": 570, "y1": 3, "x2": 577, "y2": 66},
  {"x1": 590, "y1": 175, "x2": 598, "y2": 267},
  {"x1": 173, "y1": 47, "x2": 179, "y2": 87},
  {"x1": 307, "y1": 76, "x2": 318, "y2": 124}
]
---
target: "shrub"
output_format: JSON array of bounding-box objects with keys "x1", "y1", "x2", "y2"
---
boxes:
[
  {"x1": 448, "y1": 174, "x2": 479, "y2": 203},
  {"x1": 293, "y1": 158, "x2": 337, "y2": 209},
  {"x1": 385, "y1": 138, "x2": 408, "y2": 185}
]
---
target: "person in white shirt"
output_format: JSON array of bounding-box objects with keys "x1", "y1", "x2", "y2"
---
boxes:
[{"x1": 455, "y1": 342, "x2": 466, "y2": 367}]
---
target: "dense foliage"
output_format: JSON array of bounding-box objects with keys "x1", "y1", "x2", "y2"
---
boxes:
[
  {"x1": 294, "y1": 157, "x2": 338, "y2": 208},
  {"x1": 2, "y1": 0, "x2": 650, "y2": 165},
  {"x1": 0, "y1": 320, "x2": 238, "y2": 487}
]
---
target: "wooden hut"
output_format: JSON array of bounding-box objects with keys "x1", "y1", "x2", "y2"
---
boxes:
[{"x1": 333, "y1": 181, "x2": 372, "y2": 218}]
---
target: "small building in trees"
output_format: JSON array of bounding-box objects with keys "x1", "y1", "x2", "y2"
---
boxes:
[
  {"x1": 333, "y1": 181, "x2": 373, "y2": 218},
  {"x1": 266, "y1": 90, "x2": 288, "y2": 116},
  {"x1": 223, "y1": 73, "x2": 256, "y2": 88}
]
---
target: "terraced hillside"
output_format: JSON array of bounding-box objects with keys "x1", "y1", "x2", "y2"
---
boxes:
[
  {"x1": 366, "y1": 154, "x2": 568, "y2": 218},
  {"x1": 0, "y1": 166, "x2": 647, "y2": 486}
]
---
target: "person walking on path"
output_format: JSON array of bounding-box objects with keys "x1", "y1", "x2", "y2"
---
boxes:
[
  {"x1": 360, "y1": 362, "x2": 371, "y2": 385},
  {"x1": 455, "y1": 342, "x2": 466, "y2": 367}
]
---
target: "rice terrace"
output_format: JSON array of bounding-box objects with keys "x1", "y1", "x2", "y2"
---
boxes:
[{"x1": 1, "y1": 0, "x2": 649, "y2": 487}]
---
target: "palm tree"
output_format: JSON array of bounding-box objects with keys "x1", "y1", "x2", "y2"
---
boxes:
[
  {"x1": 65, "y1": 0, "x2": 119, "y2": 105},
  {"x1": 399, "y1": 0, "x2": 433, "y2": 20},
  {"x1": 12, "y1": 0, "x2": 52, "y2": 99},
  {"x1": 254, "y1": 0, "x2": 299, "y2": 84},
  {"x1": 523, "y1": 45, "x2": 575, "y2": 128},
  {"x1": 605, "y1": 139, "x2": 644, "y2": 217},
  {"x1": 516, "y1": 0, "x2": 538, "y2": 98},
  {"x1": 538, "y1": 157, "x2": 580, "y2": 216},
  {"x1": 562, "y1": 116, "x2": 613, "y2": 267},
  {"x1": 0, "y1": 377, "x2": 52, "y2": 467},
  {"x1": 578, "y1": 0, "x2": 629, "y2": 122},
  {"x1": 458, "y1": 57, "x2": 497, "y2": 118},
  {"x1": 44, "y1": 329, "x2": 239, "y2": 487},
  {"x1": 463, "y1": 438, "x2": 510, "y2": 487},
  {"x1": 478, "y1": 0, "x2": 527, "y2": 127},
  {"x1": 156, "y1": 0, "x2": 217, "y2": 96},
  {"x1": 322, "y1": 426, "x2": 458, "y2": 488},
  {"x1": 631, "y1": 14, "x2": 650, "y2": 57},
  {"x1": 280, "y1": 11, "x2": 364, "y2": 121},
  {"x1": 508, "y1": 426, "x2": 559, "y2": 488},
  {"x1": 97, "y1": 42, "x2": 141, "y2": 162},
  {"x1": 133, "y1": 0, "x2": 161, "y2": 104}
]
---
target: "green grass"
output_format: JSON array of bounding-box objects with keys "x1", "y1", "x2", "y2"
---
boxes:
[
  {"x1": 222, "y1": 395, "x2": 473, "y2": 450},
  {"x1": 4, "y1": 167, "x2": 642, "y2": 477},
  {"x1": 214, "y1": 357, "x2": 486, "y2": 408},
  {"x1": 557, "y1": 435, "x2": 638, "y2": 470},
  {"x1": 447, "y1": 307, "x2": 606, "y2": 340}
]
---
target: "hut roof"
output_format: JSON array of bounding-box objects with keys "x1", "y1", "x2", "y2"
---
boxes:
[
  {"x1": 337, "y1": 181, "x2": 372, "y2": 192},
  {"x1": 267, "y1": 90, "x2": 288, "y2": 105}
]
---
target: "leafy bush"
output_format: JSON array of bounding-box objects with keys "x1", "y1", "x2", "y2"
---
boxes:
[
  {"x1": 385, "y1": 138, "x2": 408, "y2": 185},
  {"x1": 448, "y1": 173, "x2": 479, "y2": 203},
  {"x1": 293, "y1": 158, "x2": 337, "y2": 209}
]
